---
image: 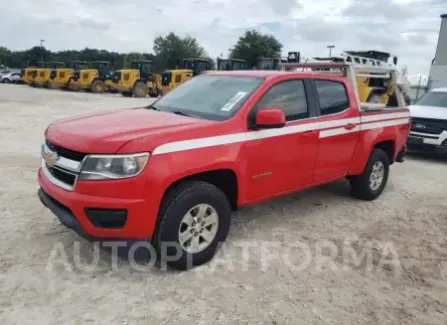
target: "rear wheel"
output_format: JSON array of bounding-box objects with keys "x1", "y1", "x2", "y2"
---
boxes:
[
  {"x1": 350, "y1": 149, "x2": 390, "y2": 201},
  {"x1": 133, "y1": 81, "x2": 148, "y2": 98},
  {"x1": 153, "y1": 181, "x2": 232, "y2": 270},
  {"x1": 91, "y1": 80, "x2": 106, "y2": 93},
  {"x1": 2, "y1": 78, "x2": 10, "y2": 84}
]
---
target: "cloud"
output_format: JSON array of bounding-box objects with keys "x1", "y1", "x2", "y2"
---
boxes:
[{"x1": 0, "y1": 0, "x2": 443, "y2": 75}]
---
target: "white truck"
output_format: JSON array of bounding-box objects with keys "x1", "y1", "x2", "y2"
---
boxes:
[{"x1": 407, "y1": 87, "x2": 447, "y2": 154}]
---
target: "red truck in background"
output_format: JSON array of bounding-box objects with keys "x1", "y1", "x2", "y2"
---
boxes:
[{"x1": 38, "y1": 62, "x2": 410, "y2": 270}]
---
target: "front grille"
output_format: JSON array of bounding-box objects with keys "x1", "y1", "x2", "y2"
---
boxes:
[
  {"x1": 124, "y1": 73, "x2": 129, "y2": 81},
  {"x1": 39, "y1": 71, "x2": 45, "y2": 77},
  {"x1": 46, "y1": 140, "x2": 87, "y2": 162},
  {"x1": 411, "y1": 117, "x2": 447, "y2": 135},
  {"x1": 47, "y1": 165, "x2": 76, "y2": 186},
  {"x1": 60, "y1": 72, "x2": 65, "y2": 78}
]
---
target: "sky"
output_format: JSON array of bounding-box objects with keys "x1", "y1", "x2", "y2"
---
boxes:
[{"x1": 0, "y1": 0, "x2": 445, "y2": 75}]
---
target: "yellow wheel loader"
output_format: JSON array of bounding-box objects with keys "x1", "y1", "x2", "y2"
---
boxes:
[
  {"x1": 21, "y1": 61, "x2": 46, "y2": 86},
  {"x1": 48, "y1": 61, "x2": 87, "y2": 89},
  {"x1": 161, "y1": 58, "x2": 211, "y2": 95},
  {"x1": 33, "y1": 62, "x2": 65, "y2": 88},
  {"x1": 216, "y1": 58, "x2": 247, "y2": 70},
  {"x1": 111, "y1": 60, "x2": 161, "y2": 98},
  {"x1": 76, "y1": 61, "x2": 116, "y2": 93}
]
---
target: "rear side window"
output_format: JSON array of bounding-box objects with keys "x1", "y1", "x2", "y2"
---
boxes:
[
  {"x1": 315, "y1": 80, "x2": 349, "y2": 115},
  {"x1": 255, "y1": 80, "x2": 309, "y2": 121}
]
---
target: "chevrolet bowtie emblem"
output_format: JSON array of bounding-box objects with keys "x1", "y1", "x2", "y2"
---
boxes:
[{"x1": 42, "y1": 147, "x2": 59, "y2": 166}]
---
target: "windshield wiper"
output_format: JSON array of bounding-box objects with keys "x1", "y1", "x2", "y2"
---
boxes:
[
  {"x1": 146, "y1": 104, "x2": 160, "y2": 111},
  {"x1": 172, "y1": 110, "x2": 191, "y2": 117}
]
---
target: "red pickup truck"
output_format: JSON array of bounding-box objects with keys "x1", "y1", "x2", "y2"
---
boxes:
[{"x1": 38, "y1": 63, "x2": 410, "y2": 270}]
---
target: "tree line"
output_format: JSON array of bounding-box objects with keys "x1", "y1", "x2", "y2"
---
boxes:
[{"x1": 0, "y1": 30, "x2": 283, "y2": 72}]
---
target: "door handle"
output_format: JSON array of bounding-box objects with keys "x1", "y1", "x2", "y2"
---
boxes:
[
  {"x1": 300, "y1": 130, "x2": 316, "y2": 137},
  {"x1": 344, "y1": 123, "x2": 356, "y2": 130}
]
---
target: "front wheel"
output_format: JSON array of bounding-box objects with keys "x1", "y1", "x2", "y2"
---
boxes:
[
  {"x1": 153, "y1": 181, "x2": 232, "y2": 270},
  {"x1": 91, "y1": 80, "x2": 106, "y2": 93},
  {"x1": 133, "y1": 81, "x2": 148, "y2": 98},
  {"x1": 2, "y1": 78, "x2": 10, "y2": 84},
  {"x1": 350, "y1": 148, "x2": 390, "y2": 201}
]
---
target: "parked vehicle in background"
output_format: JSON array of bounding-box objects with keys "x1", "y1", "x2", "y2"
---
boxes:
[
  {"x1": 0, "y1": 71, "x2": 21, "y2": 83},
  {"x1": 33, "y1": 62, "x2": 65, "y2": 88},
  {"x1": 77, "y1": 61, "x2": 116, "y2": 93},
  {"x1": 407, "y1": 88, "x2": 447, "y2": 154},
  {"x1": 48, "y1": 61, "x2": 87, "y2": 89},
  {"x1": 38, "y1": 62, "x2": 409, "y2": 270},
  {"x1": 22, "y1": 62, "x2": 46, "y2": 86}
]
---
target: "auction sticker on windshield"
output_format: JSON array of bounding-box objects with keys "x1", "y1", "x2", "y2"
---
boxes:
[{"x1": 221, "y1": 92, "x2": 247, "y2": 112}]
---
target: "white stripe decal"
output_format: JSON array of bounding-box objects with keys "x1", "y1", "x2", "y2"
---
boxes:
[
  {"x1": 320, "y1": 125, "x2": 360, "y2": 138},
  {"x1": 360, "y1": 111, "x2": 409, "y2": 123},
  {"x1": 360, "y1": 118, "x2": 410, "y2": 130},
  {"x1": 152, "y1": 112, "x2": 410, "y2": 155}
]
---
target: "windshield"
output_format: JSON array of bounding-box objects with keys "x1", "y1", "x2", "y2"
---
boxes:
[
  {"x1": 184, "y1": 60, "x2": 208, "y2": 74},
  {"x1": 149, "y1": 75, "x2": 263, "y2": 120},
  {"x1": 258, "y1": 59, "x2": 279, "y2": 70},
  {"x1": 232, "y1": 61, "x2": 247, "y2": 70},
  {"x1": 92, "y1": 62, "x2": 109, "y2": 70},
  {"x1": 414, "y1": 91, "x2": 447, "y2": 108},
  {"x1": 218, "y1": 60, "x2": 231, "y2": 71}
]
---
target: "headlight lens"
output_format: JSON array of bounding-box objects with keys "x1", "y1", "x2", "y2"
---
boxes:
[{"x1": 79, "y1": 153, "x2": 149, "y2": 180}]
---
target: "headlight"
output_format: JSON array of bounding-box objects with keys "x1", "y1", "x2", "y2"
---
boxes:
[{"x1": 79, "y1": 153, "x2": 149, "y2": 180}]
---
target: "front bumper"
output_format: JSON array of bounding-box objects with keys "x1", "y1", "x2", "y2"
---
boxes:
[
  {"x1": 407, "y1": 135, "x2": 447, "y2": 155},
  {"x1": 38, "y1": 168, "x2": 157, "y2": 240}
]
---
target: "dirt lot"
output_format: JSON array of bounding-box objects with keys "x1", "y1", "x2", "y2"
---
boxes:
[{"x1": 0, "y1": 84, "x2": 446, "y2": 325}]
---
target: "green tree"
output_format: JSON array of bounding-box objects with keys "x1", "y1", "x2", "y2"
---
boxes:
[
  {"x1": 153, "y1": 32, "x2": 208, "y2": 71},
  {"x1": 229, "y1": 30, "x2": 283, "y2": 68}
]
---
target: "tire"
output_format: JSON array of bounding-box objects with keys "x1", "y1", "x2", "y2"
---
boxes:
[
  {"x1": 133, "y1": 81, "x2": 148, "y2": 98},
  {"x1": 91, "y1": 80, "x2": 106, "y2": 93},
  {"x1": 350, "y1": 149, "x2": 390, "y2": 201},
  {"x1": 122, "y1": 91, "x2": 133, "y2": 97},
  {"x1": 153, "y1": 181, "x2": 232, "y2": 270},
  {"x1": 2, "y1": 78, "x2": 10, "y2": 84}
]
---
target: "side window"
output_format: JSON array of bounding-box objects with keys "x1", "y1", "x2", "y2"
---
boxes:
[
  {"x1": 175, "y1": 74, "x2": 182, "y2": 83},
  {"x1": 255, "y1": 80, "x2": 309, "y2": 121},
  {"x1": 315, "y1": 80, "x2": 349, "y2": 116}
]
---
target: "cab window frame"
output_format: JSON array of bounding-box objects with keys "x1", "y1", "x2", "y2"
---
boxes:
[{"x1": 248, "y1": 78, "x2": 317, "y2": 127}]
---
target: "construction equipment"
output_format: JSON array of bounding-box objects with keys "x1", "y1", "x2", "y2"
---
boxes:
[
  {"x1": 216, "y1": 58, "x2": 247, "y2": 70},
  {"x1": 256, "y1": 57, "x2": 283, "y2": 70},
  {"x1": 111, "y1": 60, "x2": 161, "y2": 98},
  {"x1": 76, "y1": 61, "x2": 116, "y2": 93},
  {"x1": 284, "y1": 51, "x2": 404, "y2": 107},
  {"x1": 33, "y1": 62, "x2": 65, "y2": 88},
  {"x1": 21, "y1": 61, "x2": 46, "y2": 86},
  {"x1": 48, "y1": 61, "x2": 87, "y2": 89},
  {"x1": 161, "y1": 58, "x2": 212, "y2": 94}
]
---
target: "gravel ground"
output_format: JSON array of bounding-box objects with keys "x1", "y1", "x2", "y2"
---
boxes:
[{"x1": 0, "y1": 84, "x2": 446, "y2": 325}]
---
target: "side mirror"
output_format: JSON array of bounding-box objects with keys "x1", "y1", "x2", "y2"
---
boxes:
[
  {"x1": 253, "y1": 108, "x2": 286, "y2": 129},
  {"x1": 393, "y1": 56, "x2": 398, "y2": 65}
]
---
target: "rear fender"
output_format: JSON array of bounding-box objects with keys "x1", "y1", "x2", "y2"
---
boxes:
[{"x1": 348, "y1": 128, "x2": 398, "y2": 175}]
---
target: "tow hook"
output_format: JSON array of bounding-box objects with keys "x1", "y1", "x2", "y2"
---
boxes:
[{"x1": 395, "y1": 145, "x2": 406, "y2": 163}]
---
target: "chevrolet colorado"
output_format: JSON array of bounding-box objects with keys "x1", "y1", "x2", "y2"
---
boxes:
[{"x1": 38, "y1": 62, "x2": 410, "y2": 270}]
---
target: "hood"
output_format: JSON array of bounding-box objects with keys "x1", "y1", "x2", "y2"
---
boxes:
[
  {"x1": 408, "y1": 105, "x2": 447, "y2": 120},
  {"x1": 45, "y1": 108, "x2": 209, "y2": 153}
]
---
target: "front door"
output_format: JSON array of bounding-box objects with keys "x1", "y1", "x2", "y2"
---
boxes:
[{"x1": 243, "y1": 78, "x2": 319, "y2": 202}]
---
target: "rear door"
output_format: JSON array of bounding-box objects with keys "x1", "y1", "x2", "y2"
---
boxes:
[
  {"x1": 244, "y1": 77, "x2": 319, "y2": 201},
  {"x1": 313, "y1": 79, "x2": 361, "y2": 182}
]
